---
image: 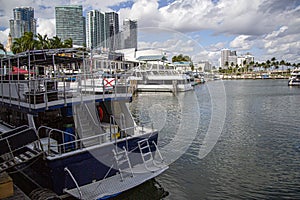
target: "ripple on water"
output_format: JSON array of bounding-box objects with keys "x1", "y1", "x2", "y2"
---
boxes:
[{"x1": 127, "y1": 80, "x2": 300, "y2": 200}]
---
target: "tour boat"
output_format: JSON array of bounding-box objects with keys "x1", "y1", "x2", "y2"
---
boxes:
[{"x1": 0, "y1": 49, "x2": 168, "y2": 199}]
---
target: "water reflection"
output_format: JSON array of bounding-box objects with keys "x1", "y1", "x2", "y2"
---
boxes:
[{"x1": 126, "y1": 80, "x2": 300, "y2": 200}]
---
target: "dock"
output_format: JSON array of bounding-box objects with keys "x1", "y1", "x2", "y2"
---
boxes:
[
  {"x1": 0, "y1": 172, "x2": 30, "y2": 199},
  {"x1": 3, "y1": 185, "x2": 30, "y2": 200}
]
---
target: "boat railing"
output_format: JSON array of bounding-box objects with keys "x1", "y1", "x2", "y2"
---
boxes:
[
  {"x1": 38, "y1": 126, "x2": 77, "y2": 155},
  {"x1": 37, "y1": 123, "x2": 155, "y2": 157},
  {"x1": 84, "y1": 104, "x2": 99, "y2": 127},
  {"x1": 0, "y1": 73, "x2": 132, "y2": 109}
]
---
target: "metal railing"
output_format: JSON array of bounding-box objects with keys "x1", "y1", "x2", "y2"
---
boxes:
[{"x1": 37, "y1": 123, "x2": 155, "y2": 157}]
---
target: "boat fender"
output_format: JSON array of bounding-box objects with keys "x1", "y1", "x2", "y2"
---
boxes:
[{"x1": 98, "y1": 106, "x2": 104, "y2": 121}]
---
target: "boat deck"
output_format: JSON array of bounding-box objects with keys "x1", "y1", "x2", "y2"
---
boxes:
[
  {"x1": 0, "y1": 93, "x2": 132, "y2": 113},
  {"x1": 65, "y1": 164, "x2": 168, "y2": 200}
]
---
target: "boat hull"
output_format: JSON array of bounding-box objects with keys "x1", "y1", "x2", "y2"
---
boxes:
[
  {"x1": 26, "y1": 132, "x2": 159, "y2": 195},
  {"x1": 288, "y1": 80, "x2": 300, "y2": 86}
]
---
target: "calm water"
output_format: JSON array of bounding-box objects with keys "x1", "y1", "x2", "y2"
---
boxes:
[{"x1": 114, "y1": 79, "x2": 300, "y2": 200}]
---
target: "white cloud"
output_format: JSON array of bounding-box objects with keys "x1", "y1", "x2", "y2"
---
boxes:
[
  {"x1": 0, "y1": 28, "x2": 10, "y2": 45},
  {"x1": 230, "y1": 35, "x2": 253, "y2": 51},
  {"x1": 262, "y1": 27, "x2": 300, "y2": 63},
  {"x1": 1, "y1": 0, "x2": 299, "y2": 63},
  {"x1": 37, "y1": 18, "x2": 56, "y2": 38}
]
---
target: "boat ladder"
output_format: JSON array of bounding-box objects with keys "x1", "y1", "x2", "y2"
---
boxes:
[
  {"x1": 138, "y1": 139, "x2": 156, "y2": 171},
  {"x1": 112, "y1": 146, "x2": 134, "y2": 181}
]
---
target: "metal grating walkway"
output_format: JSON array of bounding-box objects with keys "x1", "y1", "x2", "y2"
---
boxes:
[{"x1": 64, "y1": 164, "x2": 168, "y2": 200}]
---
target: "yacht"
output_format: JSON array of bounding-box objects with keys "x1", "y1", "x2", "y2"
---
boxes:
[
  {"x1": 288, "y1": 69, "x2": 300, "y2": 86},
  {"x1": 127, "y1": 69, "x2": 193, "y2": 93},
  {"x1": 0, "y1": 49, "x2": 168, "y2": 199}
]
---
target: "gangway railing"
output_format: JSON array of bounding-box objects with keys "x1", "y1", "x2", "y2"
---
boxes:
[{"x1": 64, "y1": 167, "x2": 83, "y2": 200}]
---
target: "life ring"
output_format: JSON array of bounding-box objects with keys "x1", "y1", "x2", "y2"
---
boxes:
[{"x1": 98, "y1": 106, "x2": 104, "y2": 121}]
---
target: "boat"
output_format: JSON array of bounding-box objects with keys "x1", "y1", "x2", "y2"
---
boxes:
[
  {"x1": 288, "y1": 69, "x2": 300, "y2": 86},
  {"x1": 0, "y1": 49, "x2": 168, "y2": 199},
  {"x1": 127, "y1": 69, "x2": 193, "y2": 93}
]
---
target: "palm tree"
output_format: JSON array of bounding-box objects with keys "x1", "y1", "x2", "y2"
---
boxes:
[
  {"x1": 271, "y1": 57, "x2": 276, "y2": 65},
  {"x1": 23, "y1": 32, "x2": 36, "y2": 50},
  {"x1": 0, "y1": 42, "x2": 6, "y2": 58},
  {"x1": 36, "y1": 33, "x2": 49, "y2": 49},
  {"x1": 225, "y1": 61, "x2": 229, "y2": 69},
  {"x1": 0, "y1": 42, "x2": 6, "y2": 52},
  {"x1": 12, "y1": 32, "x2": 37, "y2": 54},
  {"x1": 12, "y1": 37, "x2": 24, "y2": 54},
  {"x1": 63, "y1": 38, "x2": 73, "y2": 48},
  {"x1": 49, "y1": 36, "x2": 63, "y2": 49}
]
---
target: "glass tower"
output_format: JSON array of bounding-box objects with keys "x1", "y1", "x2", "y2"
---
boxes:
[
  {"x1": 105, "y1": 12, "x2": 119, "y2": 51},
  {"x1": 86, "y1": 10, "x2": 106, "y2": 50},
  {"x1": 9, "y1": 7, "x2": 36, "y2": 39},
  {"x1": 123, "y1": 19, "x2": 137, "y2": 50},
  {"x1": 55, "y1": 5, "x2": 85, "y2": 46}
]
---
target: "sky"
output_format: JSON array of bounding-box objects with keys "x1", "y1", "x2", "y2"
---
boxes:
[{"x1": 0, "y1": 0, "x2": 299, "y2": 66}]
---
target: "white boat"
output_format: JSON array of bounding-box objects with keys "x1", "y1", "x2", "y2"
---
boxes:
[
  {"x1": 127, "y1": 69, "x2": 193, "y2": 93},
  {"x1": 0, "y1": 49, "x2": 168, "y2": 199},
  {"x1": 288, "y1": 69, "x2": 300, "y2": 86}
]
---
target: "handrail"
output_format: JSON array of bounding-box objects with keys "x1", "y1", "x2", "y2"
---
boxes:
[
  {"x1": 64, "y1": 167, "x2": 83, "y2": 200},
  {"x1": 152, "y1": 141, "x2": 164, "y2": 162},
  {"x1": 38, "y1": 126, "x2": 76, "y2": 155},
  {"x1": 84, "y1": 104, "x2": 99, "y2": 127},
  {"x1": 37, "y1": 123, "x2": 153, "y2": 156}
]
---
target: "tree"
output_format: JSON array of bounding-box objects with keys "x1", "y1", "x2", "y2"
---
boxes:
[
  {"x1": 225, "y1": 61, "x2": 229, "y2": 69},
  {"x1": 49, "y1": 36, "x2": 63, "y2": 49},
  {"x1": 172, "y1": 54, "x2": 190, "y2": 62},
  {"x1": 12, "y1": 32, "x2": 37, "y2": 54},
  {"x1": 63, "y1": 38, "x2": 73, "y2": 48},
  {"x1": 12, "y1": 33, "x2": 74, "y2": 54},
  {"x1": 36, "y1": 33, "x2": 49, "y2": 49},
  {"x1": 271, "y1": 57, "x2": 276, "y2": 63},
  {"x1": 0, "y1": 42, "x2": 6, "y2": 53}
]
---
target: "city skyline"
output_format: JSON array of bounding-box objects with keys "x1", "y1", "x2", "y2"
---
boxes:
[{"x1": 0, "y1": 0, "x2": 299, "y2": 66}]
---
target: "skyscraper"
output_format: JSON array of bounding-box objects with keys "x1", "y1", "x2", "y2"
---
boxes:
[
  {"x1": 86, "y1": 10, "x2": 105, "y2": 50},
  {"x1": 9, "y1": 7, "x2": 36, "y2": 39},
  {"x1": 123, "y1": 19, "x2": 137, "y2": 50},
  {"x1": 220, "y1": 49, "x2": 231, "y2": 69},
  {"x1": 105, "y1": 12, "x2": 119, "y2": 51},
  {"x1": 55, "y1": 5, "x2": 85, "y2": 46}
]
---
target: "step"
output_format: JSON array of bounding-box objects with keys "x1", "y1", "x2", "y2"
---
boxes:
[
  {"x1": 117, "y1": 159, "x2": 129, "y2": 165},
  {"x1": 137, "y1": 139, "x2": 149, "y2": 145},
  {"x1": 140, "y1": 146, "x2": 149, "y2": 151},
  {"x1": 142, "y1": 152, "x2": 152, "y2": 157},
  {"x1": 19, "y1": 154, "x2": 30, "y2": 161}
]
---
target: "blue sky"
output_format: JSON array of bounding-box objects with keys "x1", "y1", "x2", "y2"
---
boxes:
[{"x1": 0, "y1": 0, "x2": 299, "y2": 66}]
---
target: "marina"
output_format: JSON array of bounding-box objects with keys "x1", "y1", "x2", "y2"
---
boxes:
[{"x1": 0, "y1": 1, "x2": 300, "y2": 199}]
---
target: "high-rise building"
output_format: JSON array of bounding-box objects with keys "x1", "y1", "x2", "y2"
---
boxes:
[
  {"x1": 122, "y1": 19, "x2": 137, "y2": 50},
  {"x1": 9, "y1": 7, "x2": 36, "y2": 39},
  {"x1": 86, "y1": 10, "x2": 106, "y2": 50},
  {"x1": 220, "y1": 49, "x2": 231, "y2": 69},
  {"x1": 105, "y1": 12, "x2": 119, "y2": 51},
  {"x1": 55, "y1": 5, "x2": 85, "y2": 46}
]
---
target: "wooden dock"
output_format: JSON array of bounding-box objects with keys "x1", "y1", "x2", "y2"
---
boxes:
[
  {"x1": 3, "y1": 185, "x2": 30, "y2": 200},
  {"x1": 0, "y1": 172, "x2": 30, "y2": 200}
]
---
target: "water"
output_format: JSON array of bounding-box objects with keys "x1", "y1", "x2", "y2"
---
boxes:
[{"x1": 116, "y1": 79, "x2": 300, "y2": 200}]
